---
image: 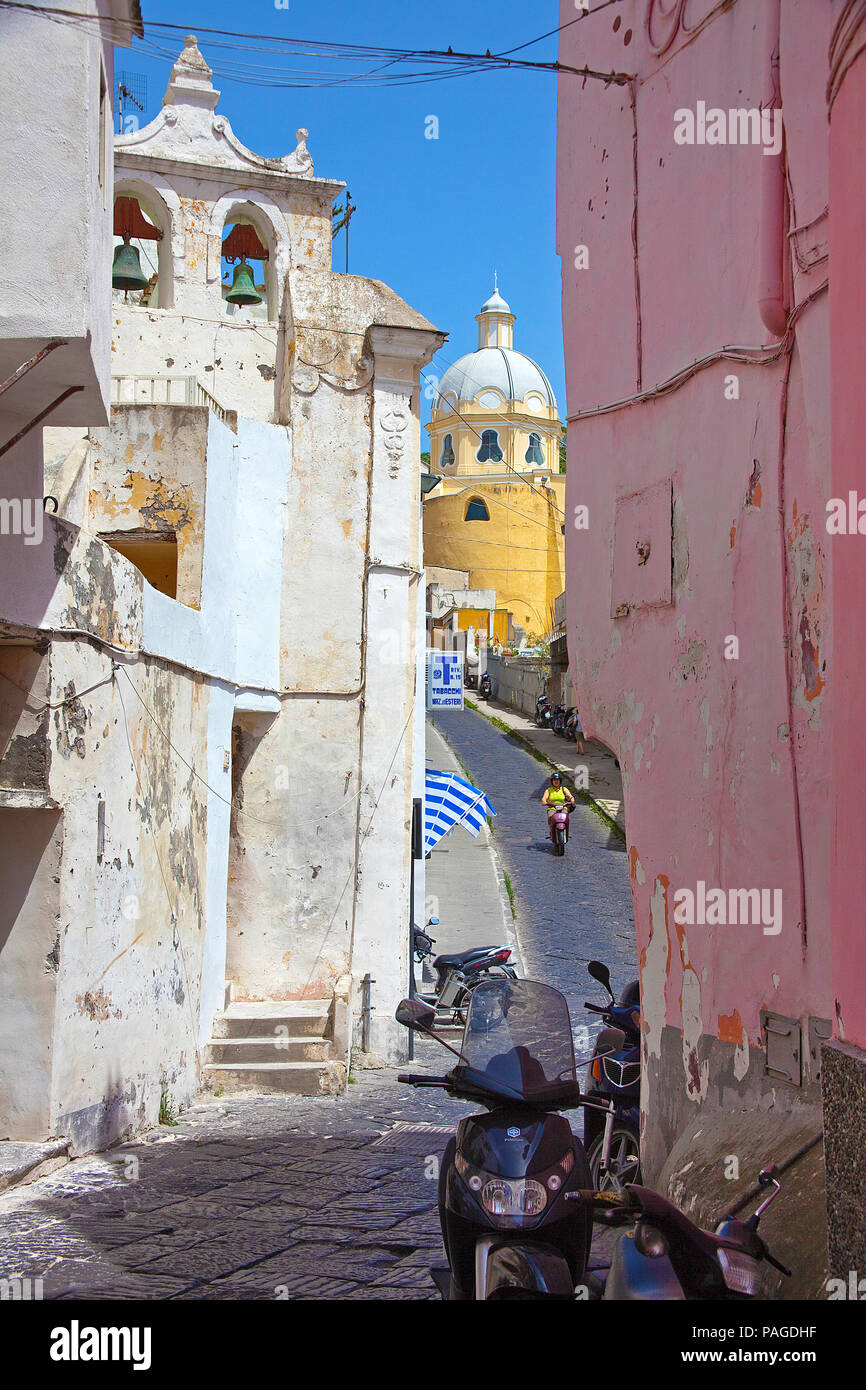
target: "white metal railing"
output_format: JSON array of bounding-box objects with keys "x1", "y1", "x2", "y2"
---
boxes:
[{"x1": 111, "y1": 374, "x2": 229, "y2": 422}]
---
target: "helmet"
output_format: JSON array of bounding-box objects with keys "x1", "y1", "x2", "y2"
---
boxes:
[
  {"x1": 550, "y1": 771, "x2": 563, "y2": 783},
  {"x1": 618, "y1": 980, "x2": 640, "y2": 1008}
]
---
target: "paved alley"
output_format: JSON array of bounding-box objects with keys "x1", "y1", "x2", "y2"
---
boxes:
[
  {"x1": 430, "y1": 706, "x2": 636, "y2": 1041},
  {"x1": 0, "y1": 707, "x2": 634, "y2": 1301}
]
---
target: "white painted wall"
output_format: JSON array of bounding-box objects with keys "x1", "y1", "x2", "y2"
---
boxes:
[{"x1": 0, "y1": 0, "x2": 137, "y2": 427}]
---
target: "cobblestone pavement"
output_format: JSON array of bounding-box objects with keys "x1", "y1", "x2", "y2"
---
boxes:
[
  {"x1": 0, "y1": 707, "x2": 633, "y2": 1301},
  {"x1": 0, "y1": 1057, "x2": 469, "y2": 1302}
]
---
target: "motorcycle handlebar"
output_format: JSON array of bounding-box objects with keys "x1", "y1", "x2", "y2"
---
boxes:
[
  {"x1": 583, "y1": 1002, "x2": 608, "y2": 1013},
  {"x1": 396, "y1": 1074, "x2": 449, "y2": 1087}
]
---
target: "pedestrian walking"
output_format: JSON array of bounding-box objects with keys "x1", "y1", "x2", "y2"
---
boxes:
[{"x1": 573, "y1": 709, "x2": 586, "y2": 755}]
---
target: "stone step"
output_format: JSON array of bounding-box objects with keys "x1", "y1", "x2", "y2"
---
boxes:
[
  {"x1": 211, "y1": 1000, "x2": 331, "y2": 1039},
  {"x1": 202, "y1": 1060, "x2": 346, "y2": 1097},
  {"x1": 205, "y1": 1036, "x2": 332, "y2": 1065}
]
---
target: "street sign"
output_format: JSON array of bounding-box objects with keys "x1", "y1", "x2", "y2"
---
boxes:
[{"x1": 427, "y1": 650, "x2": 464, "y2": 710}]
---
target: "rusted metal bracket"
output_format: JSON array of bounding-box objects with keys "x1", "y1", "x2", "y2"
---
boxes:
[
  {"x1": 0, "y1": 340, "x2": 68, "y2": 400},
  {"x1": 0, "y1": 385, "x2": 83, "y2": 460}
]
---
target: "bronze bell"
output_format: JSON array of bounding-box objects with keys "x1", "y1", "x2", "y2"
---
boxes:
[
  {"x1": 226, "y1": 258, "x2": 262, "y2": 307},
  {"x1": 112, "y1": 234, "x2": 149, "y2": 293}
]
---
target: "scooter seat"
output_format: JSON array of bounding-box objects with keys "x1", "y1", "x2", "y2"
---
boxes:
[{"x1": 433, "y1": 947, "x2": 500, "y2": 971}]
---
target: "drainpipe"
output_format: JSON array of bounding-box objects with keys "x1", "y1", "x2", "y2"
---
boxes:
[{"x1": 758, "y1": 0, "x2": 787, "y2": 339}]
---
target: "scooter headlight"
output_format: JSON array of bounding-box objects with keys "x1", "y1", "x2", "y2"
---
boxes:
[
  {"x1": 455, "y1": 1150, "x2": 575, "y2": 1224},
  {"x1": 482, "y1": 1177, "x2": 547, "y2": 1217}
]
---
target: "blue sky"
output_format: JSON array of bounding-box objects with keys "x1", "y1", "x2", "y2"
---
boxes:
[{"x1": 117, "y1": 1, "x2": 565, "y2": 429}]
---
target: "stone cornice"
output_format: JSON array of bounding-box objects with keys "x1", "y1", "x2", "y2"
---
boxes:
[{"x1": 115, "y1": 151, "x2": 344, "y2": 206}]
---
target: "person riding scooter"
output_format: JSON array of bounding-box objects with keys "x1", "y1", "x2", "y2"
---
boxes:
[{"x1": 542, "y1": 771, "x2": 575, "y2": 843}]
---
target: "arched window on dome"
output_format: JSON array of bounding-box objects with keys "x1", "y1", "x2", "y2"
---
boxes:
[
  {"x1": 440, "y1": 434, "x2": 456, "y2": 468},
  {"x1": 465, "y1": 497, "x2": 490, "y2": 521},
  {"x1": 525, "y1": 432, "x2": 545, "y2": 467},
  {"x1": 476, "y1": 429, "x2": 503, "y2": 464}
]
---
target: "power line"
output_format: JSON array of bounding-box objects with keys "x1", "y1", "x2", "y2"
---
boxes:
[
  {"x1": 424, "y1": 531, "x2": 566, "y2": 564},
  {"x1": 425, "y1": 478, "x2": 569, "y2": 542},
  {"x1": 0, "y1": 3, "x2": 634, "y2": 90}
]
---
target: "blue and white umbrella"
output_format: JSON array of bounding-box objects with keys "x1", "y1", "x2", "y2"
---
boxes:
[{"x1": 424, "y1": 769, "x2": 496, "y2": 853}]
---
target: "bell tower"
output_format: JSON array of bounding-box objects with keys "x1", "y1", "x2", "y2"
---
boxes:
[{"x1": 109, "y1": 34, "x2": 344, "y2": 422}]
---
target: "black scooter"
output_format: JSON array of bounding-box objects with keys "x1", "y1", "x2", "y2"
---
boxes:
[
  {"x1": 582, "y1": 960, "x2": 641, "y2": 1188},
  {"x1": 396, "y1": 976, "x2": 625, "y2": 1299},
  {"x1": 413, "y1": 919, "x2": 517, "y2": 1026},
  {"x1": 479, "y1": 673, "x2": 492, "y2": 700},
  {"x1": 551, "y1": 704, "x2": 569, "y2": 737},
  {"x1": 534, "y1": 694, "x2": 552, "y2": 729}
]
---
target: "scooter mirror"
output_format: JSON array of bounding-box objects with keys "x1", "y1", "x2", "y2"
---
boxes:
[
  {"x1": 587, "y1": 960, "x2": 613, "y2": 994},
  {"x1": 428, "y1": 917, "x2": 439, "y2": 926},
  {"x1": 395, "y1": 998, "x2": 437, "y2": 1032}
]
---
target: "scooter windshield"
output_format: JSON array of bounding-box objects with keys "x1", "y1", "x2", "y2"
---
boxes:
[{"x1": 453, "y1": 978, "x2": 578, "y2": 1105}]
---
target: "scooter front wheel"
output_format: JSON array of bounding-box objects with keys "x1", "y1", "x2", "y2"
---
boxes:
[{"x1": 587, "y1": 1123, "x2": 641, "y2": 1191}]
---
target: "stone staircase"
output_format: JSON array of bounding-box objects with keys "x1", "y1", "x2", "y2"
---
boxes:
[{"x1": 202, "y1": 996, "x2": 348, "y2": 1097}]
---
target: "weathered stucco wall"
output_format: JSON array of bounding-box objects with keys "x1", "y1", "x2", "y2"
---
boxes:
[
  {"x1": 0, "y1": 488, "x2": 213, "y2": 1148},
  {"x1": 485, "y1": 656, "x2": 549, "y2": 718},
  {"x1": 87, "y1": 404, "x2": 209, "y2": 608},
  {"x1": 47, "y1": 638, "x2": 210, "y2": 1152},
  {"x1": 558, "y1": 0, "x2": 832, "y2": 1185}
]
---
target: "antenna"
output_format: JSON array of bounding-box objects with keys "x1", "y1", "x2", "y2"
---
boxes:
[
  {"x1": 116, "y1": 71, "x2": 147, "y2": 134},
  {"x1": 331, "y1": 190, "x2": 357, "y2": 275}
]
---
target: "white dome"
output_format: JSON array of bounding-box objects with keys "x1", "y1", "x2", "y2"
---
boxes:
[
  {"x1": 436, "y1": 347, "x2": 557, "y2": 410},
  {"x1": 479, "y1": 288, "x2": 512, "y2": 315}
]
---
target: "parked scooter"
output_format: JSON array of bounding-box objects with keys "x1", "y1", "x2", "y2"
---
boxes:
[
  {"x1": 569, "y1": 1164, "x2": 791, "y2": 1300},
  {"x1": 582, "y1": 960, "x2": 641, "y2": 1188},
  {"x1": 550, "y1": 802, "x2": 571, "y2": 856},
  {"x1": 396, "y1": 977, "x2": 626, "y2": 1299},
  {"x1": 534, "y1": 693, "x2": 553, "y2": 729},
  {"x1": 479, "y1": 673, "x2": 492, "y2": 701},
  {"x1": 412, "y1": 919, "x2": 517, "y2": 1026},
  {"x1": 551, "y1": 704, "x2": 569, "y2": 737},
  {"x1": 564, "y1": 709, "x2": 582, "y2": 742}
]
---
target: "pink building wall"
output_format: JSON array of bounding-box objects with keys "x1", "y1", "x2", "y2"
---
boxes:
[
  {"x1": 824, "y1": 4, "x2": 866, "y2": 1274},
  {"x1": 557, "y1": 0, "x2": 836, "y2": 1200},
  {"x1": 828, "y1": 22, "x2": 866, "y2": 1054}
]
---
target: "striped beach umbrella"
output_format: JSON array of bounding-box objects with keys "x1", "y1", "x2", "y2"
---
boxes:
[{"x1": 424, "y1": 769, "x2": 496, "y2": 853}]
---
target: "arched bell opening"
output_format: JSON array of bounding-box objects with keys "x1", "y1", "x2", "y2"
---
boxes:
[
  {"x1": 112, "y1": 190, "x2": 169, "y2": 308},
  {"x1": 220, "y1": 204, "x2": 276, "y2": 322}
]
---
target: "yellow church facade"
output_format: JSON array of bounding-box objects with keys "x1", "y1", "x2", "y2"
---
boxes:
[{"x1": 423, "y1": 287, "x2": 565, "y2": 638}]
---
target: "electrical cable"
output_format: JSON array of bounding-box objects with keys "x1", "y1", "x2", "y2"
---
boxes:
[
  {"x1": 0, "y1": 666, "x2": 114, "y2": 712},
  {"x1": 115, "y1": 671, "x2": 199, "y2": 1040},
  {"x1": 0, "y1": 2, "x2": 633, "y2": 91},
  {"x1": 426, "y1": 351, "x2": 564, "y2": 508},
  {"x1": 114, "y1": 664, "x2": 362, "y2": 836},
  {"x1": 566, "y1": 282, "x2": 828, "y2": 424}
]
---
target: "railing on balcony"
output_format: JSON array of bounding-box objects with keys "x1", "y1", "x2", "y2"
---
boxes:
[{"x1": 111, "y1": 374, "x2": 229, "y2": 423}]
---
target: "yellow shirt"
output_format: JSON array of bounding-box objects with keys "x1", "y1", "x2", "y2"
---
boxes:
[{"x1": 547, "y1": 786, "x2": 567, "y2": 804}]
